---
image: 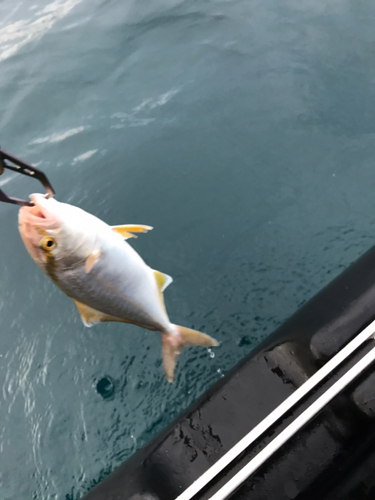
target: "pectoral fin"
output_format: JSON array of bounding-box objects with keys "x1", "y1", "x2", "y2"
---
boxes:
[
  {"x1": 85, "y1": 249, "x2": 101, "y2": 273},
  {"x1": 112, "y1": 224, "x2": 153, "y2": 240}
]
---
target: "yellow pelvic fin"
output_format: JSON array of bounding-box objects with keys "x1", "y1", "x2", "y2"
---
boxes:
[
  {"x1": 161, "y1": 325, "x2": 219, "y2": 383},
  {"x1": 85, "y1": 249, "x2": 101, "y2": 273},
  {"x1": 111, "y1": 224, "x2": 153, "y2": 240}
]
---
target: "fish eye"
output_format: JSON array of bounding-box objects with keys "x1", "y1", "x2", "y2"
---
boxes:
[{"x1": 40, "y1": 236, "x2": 56, "y2": 251}]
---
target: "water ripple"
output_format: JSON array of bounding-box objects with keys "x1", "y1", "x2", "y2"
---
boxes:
[
  {"x1": 110, "y1": 88, "x2": 180, "y2": 128},
  {"x1": 0, "y1": 0, "x2": 82, "y2": 62},
  {"x1": 29, "y1": 126, "x2": 87, "y2": 145}
]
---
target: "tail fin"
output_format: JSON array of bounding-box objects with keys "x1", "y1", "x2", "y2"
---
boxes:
[{"x1": 161, "y1": 324, "x2": 219, "y2": 383}]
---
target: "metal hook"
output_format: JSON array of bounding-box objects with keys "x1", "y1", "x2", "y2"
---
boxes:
[{"x1": 0, "y1": 148, "x2": 55, "y2": 207}]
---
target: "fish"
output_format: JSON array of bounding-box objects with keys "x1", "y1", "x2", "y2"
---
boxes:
[{"x1": 18, "y1": 193, "x2": 218, "y2": 382}]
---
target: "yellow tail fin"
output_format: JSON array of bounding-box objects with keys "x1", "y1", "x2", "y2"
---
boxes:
[{"x1": 161, "y1": 325, "x2": 218, "y2": 382}]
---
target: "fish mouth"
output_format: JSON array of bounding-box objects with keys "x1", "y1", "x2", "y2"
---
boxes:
[{"x1": 18, "y1": 193, "x2": 61, "y2": 230}]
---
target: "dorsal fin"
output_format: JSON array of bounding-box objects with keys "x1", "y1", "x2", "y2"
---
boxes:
[
  {"x1": 153, "y1": 270, "x2": 173, "y2": 316},
  {"x1": 111, "y1": 224, "x2": 153, "y2": 240},
  {"x1": 153, "y1": 270, "x2": 173, "y2": 292}
]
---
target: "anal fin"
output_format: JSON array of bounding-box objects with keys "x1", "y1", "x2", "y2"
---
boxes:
[
  {"x1": 72, "y1": 299, "x2": 159, "y2": 330},
  {"x1": 73, "y1": 299, "x2": 122, "y2": 327}
]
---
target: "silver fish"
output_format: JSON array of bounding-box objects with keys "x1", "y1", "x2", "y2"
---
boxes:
[{"x1": 18, "y1": 193, "x2": 218, "y2": 382}]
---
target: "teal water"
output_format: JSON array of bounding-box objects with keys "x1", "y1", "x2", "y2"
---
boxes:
[{"x1": 1, "y1": 1, "x2": 375, "y2": 498}]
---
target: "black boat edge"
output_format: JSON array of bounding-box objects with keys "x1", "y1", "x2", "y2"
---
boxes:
[{"x1": 82, "y1": 245, "x2": 375, "y2": 500}]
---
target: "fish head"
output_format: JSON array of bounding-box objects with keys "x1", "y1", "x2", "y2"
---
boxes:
[{"x1": 18, "y1": 193, "x2": 98, "y2": 270}]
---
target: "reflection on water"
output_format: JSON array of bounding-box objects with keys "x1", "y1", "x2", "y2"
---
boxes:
[
  {"x1": 1, "y1": 0, "x2": 375, "y2": 498},
  {"x1": 29, "y1": 126, "x2": 87, "y2": 145},
  {"x1": 0, "y1": 0, "x2": 82, "y2": 62}
]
